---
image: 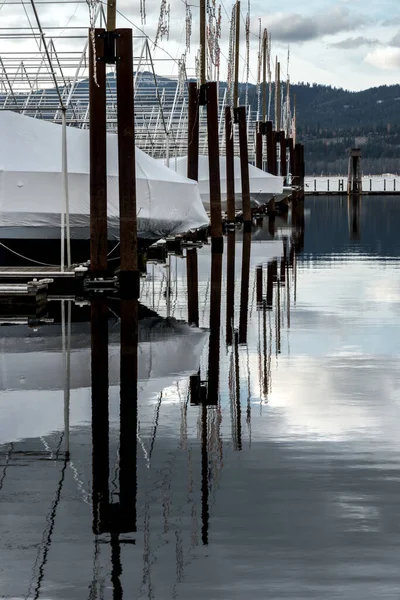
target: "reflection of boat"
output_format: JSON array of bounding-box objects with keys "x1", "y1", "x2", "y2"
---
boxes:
[
  {"x1": 0, "y1": 315, "x2": 208, "y2": 444},
  {"x1": 160, "y1": 155, "x2": 284, "y2": 211},
  {"x1": 0, "y1": 111, "x2": 208, "y2": 265}
]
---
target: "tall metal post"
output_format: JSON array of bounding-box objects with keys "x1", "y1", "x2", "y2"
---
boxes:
[
  {"x1": 200, "y1": 0, "x2": 206, "y2": 85},
  {"x1": 233, "y1": 0, "x2": 240, "y2": 108},
  {"x1": 236, "y1": 106, "x2": 251, "y2": 224},
  {"x1": 225, "y1": 106, "x2": 235, "y2": 223},
  {"x1": 255, "y1": 121, "x2": 263, "y2": 169}
]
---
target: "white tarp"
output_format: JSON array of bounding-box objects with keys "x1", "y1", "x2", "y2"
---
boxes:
[
  {"x1": 161, "y1": 155, "x2": 284, "y2": 197},
  {"x1": 0, "y1": 111, "x2": 209, "y2": 240}
]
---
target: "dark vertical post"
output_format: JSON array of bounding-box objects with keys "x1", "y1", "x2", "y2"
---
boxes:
[
  {"x1": 207, "y1": 250, "x2": 223, "y2": 405},
  {"x1": 266, "y1": 121, "x2": 275, "y2": 175},
  {"x1": 118, "y1": 297, "x2": 138, "y2": 533},
  {"x1": 91, "y1": 295, "x2": 109, "y2": 535},
  {"x1": 255, "y1": 121, "x2": 263, "y2": 170},
  {"x1": 225, "y1": 106, "x2": 235, "y2": 223},
  {"x1": 226, "y1": 230, "x2": 235, "y2": 345},
  {"x1": 233, "y1": 0, "x2": 240, "y2": 108},
  {"x1": 206, "y1": 81, "x2": 223, "y2": 250},
  {"x1": 89, "y1": 29, "x2": 108, "y2": 275},
  {"x1": 116, "y1": 29, "x2": 138, "y2": 293},
  {"x1": 286, "y1": 137, "x2": 294, "y2": 180},
  {"x1": 239, "y1": 228, "x2": 251, "y2": 343},
  {"x1": 279, "y1": 132, "x2": 287, "y2": 181},
  {"x1": 186, "y1": 247, "x2": 199, "y2": 326},
  {"x1": 256, "y1": 264, "x2": 263, "y2": 306},
  {"x1": 187, "y1": 82, "x2": 199, "y2": 181},
  {"x1": 236, "y1": 106, "x2": 251, "y2": 224}
]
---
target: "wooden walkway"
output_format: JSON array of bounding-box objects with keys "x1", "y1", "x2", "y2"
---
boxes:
[{"x1": 0, "y1": 266, "x2": 77, "y2": 279}]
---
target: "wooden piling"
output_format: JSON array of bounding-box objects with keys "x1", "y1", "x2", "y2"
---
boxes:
[
  {"x1": 186, "y1": 247, "x2": 199, "y2": 326},
  {"x1": 187, "y1": 82, "x2": 199, "y2": 181},
  {"x1": 91, "y1": 295, "x2": 110, "y2": 535},
  {"x1": 206, "y1": 81, "x2": 223, "y2": 250},
  {"x1": 226, "y1": 229, "x2": 235, "y2": 345},
  {"x1": 116, "y1": 29, "x2": 138, "y2": 295},
  {"x1": 89, "y1": 29, "x2": 108, "y2": 275},
  {"x1": 279, "y1": 132, "x2": 287, "y2": 181},
  {"x1": 255, "y1": 121, "x2": 263, "y2": 170},
  {"x1": 225, "y1": 106, "x2": 235, "y2": 223},
  {"x1": 266, "y1": 121, "x2": 276, "y2": 175},
  {"x1": 236, "y1": 106, "x2": 251, "y2": 225},
  {"x1": 233, "y1": 0, "x2": 240, "y2": 108},
  {"x1": 239, "y1": 228, "x2": 251, "y2": 343}
]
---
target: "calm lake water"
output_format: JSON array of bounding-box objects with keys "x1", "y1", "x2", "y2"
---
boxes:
[{"x1": 2, "y1": 196, "x2": 400, "y2": 599}]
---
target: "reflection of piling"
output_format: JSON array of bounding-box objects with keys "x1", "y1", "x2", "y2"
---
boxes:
[
  {"x1": 226, "y1": 230, "x2": 235, "y2": 345},
  {"x1": 225, "y1": 107, "x2": 235, "y2": 223},
  {"x1": 348, "y1": 195, "x2": 361, "y2": 240},
  {"x1": 262, "y1": 300, "x2": 268, "y2": 396},
  {"x1": 91, "y1": 295, "x2": 110, "y2": 534},
  {"x1": 201, "y1": 399, "x2": 209, "y2": 545},
  {"x1": 207, "y1": 250, "x2": 223, "y2": 405},
  {"x1": 239, "y1": 229, "x2": 251, "y2": 344},
  {"x1": 266, "y1": 261, "x2": 274, "y2": 309},
  {"x1": 236, "y1": 106, "x2": 252, "y2": 224},
  {"x1": 187, "y1": 82, "x2": 199, "y2": 182},
  {"x1": 276, "y1": 279, "x2": 281, "y2": 355},
  {"x1": 89, "y1": 29, "x2": 108, "y2": 275},
  {"x1": 119, "y1": 297, "x2": 138, "y2": 533},
  {"x1": 116, "y1": 30, "x2": 138, "y2": 292},
  {"x1": 256, "y1": 265, "x2": 263, "y2": 306},
  {"x1": 255, "y1": 121, "x2": 263, "y2": 170},
  {"x1": 234, "y1": 330, "x2": 242, "y2": 450},
  {"x1": 186, "y1": 248, "x2": 199, "y2": 326},
  {"x1": 268, "y1": 214, "x2": 276, "y2": 237},
  {"x1": 207, "y1": 82, "x2": 223, "y2": 250}
]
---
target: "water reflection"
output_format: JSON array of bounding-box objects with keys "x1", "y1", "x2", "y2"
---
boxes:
[{"x1": 3, "y1": 199, "x2": 400, "y2": 598}]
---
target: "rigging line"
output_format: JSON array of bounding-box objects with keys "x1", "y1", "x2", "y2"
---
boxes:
[
  {"x1": 0, "y1": 241, "x2": 58, "y2": 266},
  {"x1": 32, "y1": 456, "x2": 68, "y2": 600},
  {"x1": 0, "y1": 442, "x2": 14, "y2": 492}
]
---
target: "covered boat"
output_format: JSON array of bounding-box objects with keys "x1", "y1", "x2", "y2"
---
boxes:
[
  {"x1": 161, "y1": 155, "x2": 284, "y2": 210},
  {"x1": 0, "y1": 111, "x2": 208, "y2": 264}
]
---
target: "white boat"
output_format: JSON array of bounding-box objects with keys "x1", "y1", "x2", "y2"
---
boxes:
[
  {"x1": 160, "y1": 155, "x2": 284, "y2": 210},
  {"x1": 0, "y1": 111, "x2": 208, "y2": 264}
]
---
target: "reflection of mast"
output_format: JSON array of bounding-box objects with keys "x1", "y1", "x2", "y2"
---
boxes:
[
  {"x1": 239, "y1": 228, "x2": 251, "y2": 344},
  {"x1": 226, "y1": 230, "x2": 235, "y2": 345}
]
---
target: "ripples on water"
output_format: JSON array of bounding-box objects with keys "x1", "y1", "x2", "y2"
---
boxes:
[{"x1": 1, "y1": 196, "x2": 400, "y2": 599}]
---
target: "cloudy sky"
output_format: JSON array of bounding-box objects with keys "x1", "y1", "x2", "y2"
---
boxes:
[{"x1": 1, "y1": 0, "x2": 400, "y2": 91}]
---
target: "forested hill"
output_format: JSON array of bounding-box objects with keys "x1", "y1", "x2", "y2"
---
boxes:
[
  {"x1": 283, "y1": 83, "x2": 400, "y2": 175},
  {"x1": 241, "y1": 81, "x2": 400, "y2": 174}
]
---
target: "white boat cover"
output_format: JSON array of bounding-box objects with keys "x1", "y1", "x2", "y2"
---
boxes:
[
  {"x1": 162, "y1": 155, "x2": 284, "y2": 197},
  {"x1": 0, "y1": 111, "x2": 209, "y2": 240}
]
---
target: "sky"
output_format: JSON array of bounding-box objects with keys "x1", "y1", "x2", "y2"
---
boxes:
[{"x1": 0, "y1": 0, "x2": 400, "y2": 91}]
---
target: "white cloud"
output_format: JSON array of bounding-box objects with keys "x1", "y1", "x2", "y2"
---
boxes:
[{"x1": 365, "y1": 47, "x2": 400, "y2": 70}]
